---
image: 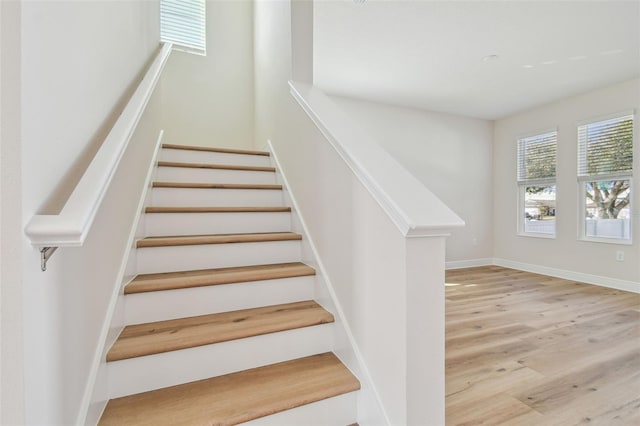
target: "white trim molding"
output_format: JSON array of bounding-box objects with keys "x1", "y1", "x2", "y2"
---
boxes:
[
  {"x1": 267, "y1": 140, "x2": 390, "y2": 426},
  {"x1": 493, "y1": 258, "x2": 639, "y2": 294},
  {"x1": 80, "y1": 131, "x2": 165, "y2": 426},
  {"x1": 24, "y1": 43, "x2": 172, "y2": 248},
  {"x1": 445, "y1": 258, "x2": 494, "y2": 270}
]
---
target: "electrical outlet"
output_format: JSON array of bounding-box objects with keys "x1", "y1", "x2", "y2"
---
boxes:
[{"x1": 616, "y1": 251, "x2": 625, "y2": 262}]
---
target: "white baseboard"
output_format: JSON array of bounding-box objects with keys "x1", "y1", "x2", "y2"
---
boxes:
[
  {"x1": 445, "y1": 258, "x2": 493, "y2": 270},
  {"x1": 493, "y1": 258, "x2": 639, "y2": 294}
]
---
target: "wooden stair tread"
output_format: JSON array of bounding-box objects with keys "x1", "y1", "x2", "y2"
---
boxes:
[
  {"x1": 157, "y1": 161, "x2": 275, "y2": 172},
  {"x1": 144, "y1": 206, "x2": 291, "y2": 213},
  {"x1": 99, "y1": 352, "x2": 360, "y2": 425},
  {"x1": 126, "y1": 262, "x2": 316, "y2": 294},
  {"x1": 162, "y1": 143, "x2": 270, "y2": 156},
  {"x1": 152, "y1": 182, "x2": 282, "y2": 190},
  {"x1": 136, "y1": 232, "x2": 302, "y2": 248},
  {"x1": 106, "y1": 301, "x2": 333, "y2": 362}
]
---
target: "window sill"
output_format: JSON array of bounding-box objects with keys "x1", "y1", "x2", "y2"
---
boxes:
[
  {"x1": 579, "y1": 236, "x2": 633, "y2": 246},
  {"x1": 517, "y1": 232, "x2": 556, "y2": 239}
]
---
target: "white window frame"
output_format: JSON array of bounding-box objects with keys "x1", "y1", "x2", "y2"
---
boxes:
[
  {"x1": 516, "y1": 129, "x2": 558, "y2": 238},
  {"x1": 577, "y1": 111, "x2": 634, "y2": 245},
  {"x1": 160, "y1": 0, "x2": 206, "y2": 56}
]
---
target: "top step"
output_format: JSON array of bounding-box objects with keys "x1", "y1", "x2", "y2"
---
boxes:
[
  {"x1": 163, "y1": 144, "x2": 269, "y2": 156},
  {"x1": 161, "y1": 144, "x2": 272, "y2": 168}
]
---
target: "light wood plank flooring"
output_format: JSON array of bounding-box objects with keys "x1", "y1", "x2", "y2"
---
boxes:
[{"x1": 445, "y1": 265, "x2": 640, "y2": 426}]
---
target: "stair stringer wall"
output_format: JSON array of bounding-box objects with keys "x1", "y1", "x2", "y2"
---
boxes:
[
  {"x1": 267, "y1": 140, "x2": 389, "y2": 426},
  {"x1": 84, "y1": 131, "x2": 164, "y2": 426}
]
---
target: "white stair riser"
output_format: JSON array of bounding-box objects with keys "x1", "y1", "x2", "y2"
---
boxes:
[
  {"x1": 151, "y1": 188, "x2": 284, "y2": 207},
  {"x1": 240, "y1": 392, "x2": 357, "y2": 426},
  {"x1": 144, "y1": 212, "x2": 292, "y2": 237},
  {"x1": 157, "y1": 166, "x2": 276, "y2": 185},
  {"x1": 160, "y1": 148, "x2": 271, "y2": 167},
  {"x1": 124, "y1": 276, "x2": 315, "y2": 324},
  {"x1": 107, "y1": 324, "x2": 334, "y2": 398},
  {"x1": 135, "y1": 240, "x2": 302, "y2": 274}
]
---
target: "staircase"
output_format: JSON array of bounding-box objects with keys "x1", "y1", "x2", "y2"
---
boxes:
[{"x1": 99, "y1": 144, "x2": 360, "y2": 425}]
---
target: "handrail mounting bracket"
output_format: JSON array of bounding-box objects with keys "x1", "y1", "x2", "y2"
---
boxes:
[{"x1": 40, "y1": 247, "x2": 58, "y2": 272}]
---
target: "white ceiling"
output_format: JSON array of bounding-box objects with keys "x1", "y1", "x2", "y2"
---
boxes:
[{"x1": 313, "y1": 0, "x2": 640, "y2": 120}]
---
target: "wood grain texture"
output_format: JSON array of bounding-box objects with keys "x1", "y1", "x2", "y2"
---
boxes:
[
  {"x1": 99, "y1": 352, "x2": 360, "y2": 426},
  {"x1": 445, "y1": 265, "x2": 640, "y2": 426},
  {"x1": 152, "y1": 182, "x2": 282, "y2": 190},
  {"x1": 136, "y1": 232, "x2": 302, "y2": 248},
  {"x1": 126, "y1": 262, "x2": 316, "y2": 294},
  {"x1": 157, "y1": 160, "x2": 275, "y2": 172},
  {"x1": 144, "y1": 206, "x2": 291, "y2": 213},
  {"x1": 162, "y1": 143, "x2": 270, "y2": 156},
  {"x1": 107, "y1": 301, "x2": 333, "y2": 362}
]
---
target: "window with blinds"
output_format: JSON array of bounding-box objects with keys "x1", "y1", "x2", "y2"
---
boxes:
[
  {"x1": 578, "y1": 114, "x2": 633, "y2": 179},
  {"x1": 517, "y1": 131, "x2": 558, "y2": 236},
  {"x1": 160, "y1": 0, "x2": 206, "y2": 56},
  {"x1": 518, "y1": 131, "x2": 557, "y2": 184},
  {"x1": 578, "y1": 113, "x2": 634, "y2": 242}
]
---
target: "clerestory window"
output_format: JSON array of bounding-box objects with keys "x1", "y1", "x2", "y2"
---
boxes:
[{"x1": 160, "y1": 0, "x2": 206, "y2": 56}]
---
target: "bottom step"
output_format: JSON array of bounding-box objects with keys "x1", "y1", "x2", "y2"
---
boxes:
[{"x1": 99, "y1": 352, "x2": 360, "y2": 426}]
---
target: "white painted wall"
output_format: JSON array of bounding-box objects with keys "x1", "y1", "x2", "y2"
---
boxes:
[
  {"x1": 160, "y1": 0, "x2": 254, "y2": 149},
  {"x1": 255, "y1": 2, "x2": 448, "y2": 424},
  {"x1": 0, "y1": 1, "x2": 25, "y2": 424},
  {"x1": 331, "y1": 96, "x2": 494, "y2": 264},
  {"x1": 253, "y1": 0, "x2": 291, "y2": 150},
  {"x1": 20, "y1": 1, "x2": 161, "y2": 424},
  {"x1": 494, "y1": 78, "x2": 640, "y2": 287}
]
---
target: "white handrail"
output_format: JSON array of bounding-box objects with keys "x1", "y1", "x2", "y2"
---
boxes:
[
  {"x1": 289, "y1": 81, "x2": 465, "y2": 237},
  {"x1": 24, "y1": 43, "x2": 172, "y2": 250}
]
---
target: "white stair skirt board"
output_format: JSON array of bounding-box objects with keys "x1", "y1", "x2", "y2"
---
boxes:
[
  {"x1": 135, "y1": 240, "x2": 302, "y2": 275},
  {"x1": 124, "y1": 276, "x2": 315, "y2": 324},
  {"x1": 239, "y1": 392, "x2": 357, "y2": 426},
  {"x1": 150, "y1": 187, "x2": 285, "y2": 207},
  {"x1": 159, "y1": 148, "x2": 271, "y2": 167},
  {"x1": 144, "y1": 211, "x2": 292, "y2": 237},
  {"x1": 156, "y1": 166, "x2": 276, "y2": 185},
  {"x1": 107, "y1": 323, "x2": 334, "y2": 398}
]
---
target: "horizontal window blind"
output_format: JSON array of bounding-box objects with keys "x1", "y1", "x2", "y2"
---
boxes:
[
  {"x1": 578, "y1": 114, "x2": 633, "y2": 179},
  {"x1": 517, "y1": 131, "x2": 557, "y2": 183},
  {"x1": 160, "y1": 0, "x2": 206, "y2": 55}
]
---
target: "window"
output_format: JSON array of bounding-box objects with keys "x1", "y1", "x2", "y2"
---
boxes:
[
  {"x1": 578, "y1": 113, "x2": 634, "y2": 242},
  {"x1": 517, "y1": 130, "x2": 558, "y2": 236},
  {"x1": 160, "y1": 0, "x2": 206, "y2": 56}
]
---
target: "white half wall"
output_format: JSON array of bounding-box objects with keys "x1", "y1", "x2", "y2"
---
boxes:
[
  {"x1": 255, "y1": 2, "x2": 449, "y2": 424},
  {"x1": 331, "y1": 96, "x2": 494, "y2": 263},
  {"x1": 493, "y1": 78, "x2": 640, "y2": 286},
  {"x1": 160, "y1": 0, "x2": 254, "y2": 149},
  {"x1": 20, "y1": 1, "x2": 161, "y2": 424}
]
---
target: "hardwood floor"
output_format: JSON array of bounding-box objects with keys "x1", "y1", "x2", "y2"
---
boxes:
[{"x1": 445, "y1": 266, "x2": 640, "y2": 426}]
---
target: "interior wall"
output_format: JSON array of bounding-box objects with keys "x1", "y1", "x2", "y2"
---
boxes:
[
  {"x1": 253, "y1": 0, "x2": 291, "y2": 150},
  {"x1": 494, "y1": 78, "x2": 640, "y2": 286},
  {"x1": 331, "y1": 96, "x2": 494, "y2": 264},
  {"x1": 160, "y1": 0, "x2": 254, "y2": 149},
  {"x1": 20, "y1": 1, "x2": 160, "y2": 424},
  {"x1": 0, "y1": 1, "x2": 24, "y2": 424}
]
